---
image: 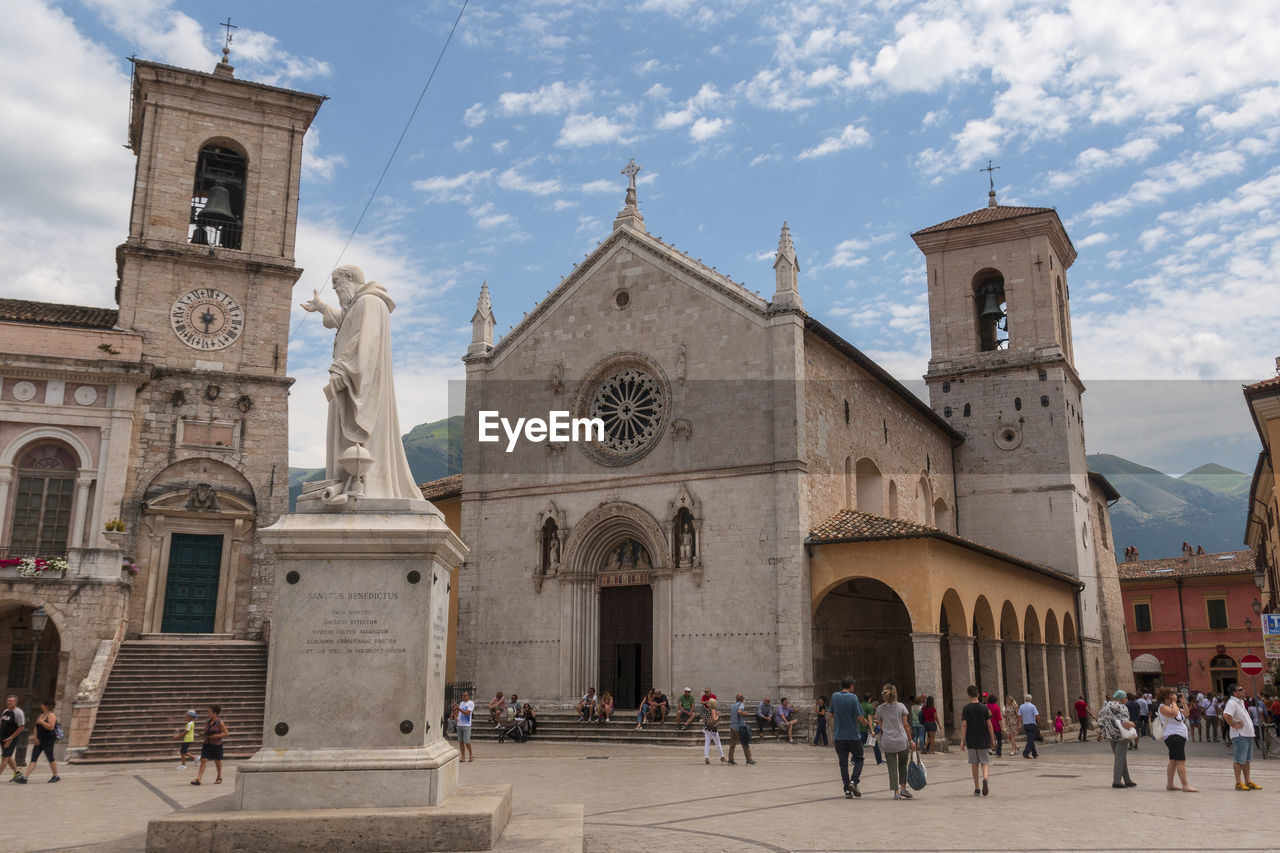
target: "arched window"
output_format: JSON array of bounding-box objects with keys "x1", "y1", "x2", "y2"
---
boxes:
[
  {"x1": 855, "y1": 458, "x2": 882, "y2": 515},
  {"x1": 972, "y1": 269, "x2": 1007, "y2": 352},
  {"x1": 888, "y1": 481, "x2": 899, "y2": 518},
  {"x1": 843, "y1": 456, "x2": 853, "y2": 509},
  {"x1": 915, "y1": 477, "x2": 930, "y2": 524},
  {"x1": 9, "y1": 444, "x2": 78, "y2": 554},
  {"x1": 933, "y1": 498, "x2": 952, "y2": 533},
  {"x1": 189, "y1": 143, "x2": 247, "y2": 250}
]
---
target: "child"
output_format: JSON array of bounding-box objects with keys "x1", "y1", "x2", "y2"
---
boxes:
[
  {"x1": 174, "y1": 709, "x2": 198, "y2": 769},
  {"x1": 1053, "y1": 711, "x2": 1065, "y2": 742}
]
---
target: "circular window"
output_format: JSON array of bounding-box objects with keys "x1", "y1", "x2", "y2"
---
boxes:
[
  {"x1": 576, "y1": 353, "x2": 670, "y2": 467},
  {"x1": 614, "y1": 290, "x2": 631, "y2": 309},
  {"x1": 592, "y1": 368, "x2": 663, "y2": 453},
  {"x1": 994, "y1": 421, "x2": 1022, "y2": 451}
]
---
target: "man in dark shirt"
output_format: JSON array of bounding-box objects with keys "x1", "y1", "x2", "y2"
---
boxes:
[
  {"x1": 648, "y1": 689, "x2": 669, "y2": 724},
  {"x1": 0, "y1": 696, "x2": 25, "y2": 781},
  {"x1": 829, "y1": 679, "x2": 867, "y2": 799},
  {"x1": 961, "y1": 685, "x2": 993, "y2": 797},
  {"x1": 1125, "y1": 693, "x2": 1142, "y2": 751},
  {"x1": 1074, "y1": 695, "x2": 1093, "y2": 742}
]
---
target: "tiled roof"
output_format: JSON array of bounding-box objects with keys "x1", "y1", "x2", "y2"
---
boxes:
[
  {"x1": 0, "y1": 297, "x2": 118, "y2": 330},
  {"x1": 420, "y1": 473, "x2": 462, "y2": 502},
  {"x1": 1117, "y1": 550, "x2": 1255, "y2": 580},
  {"x1": 806, "y1": 509, "x2": 1078, "y2": 585},
  {"x1": 1244, "y1": 374, "x2": 1280, "y2": 395},
  {"x1": 912, "y1": 205, "x2": 1057, "y2": 236}
]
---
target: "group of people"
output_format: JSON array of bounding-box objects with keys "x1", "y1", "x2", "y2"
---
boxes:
[
  {"x1": 1097, "y1": 684, "x2": 1265, "y2": 793},
  {"x1": 0, "y1": 695, "x2": 61, "y2": 785},
  {"x1": 750, "y1": 696, "x2": 800, "y2": 742},
  {"x1": 449, "y1": 689, "x2": 540, "y2": 761}
]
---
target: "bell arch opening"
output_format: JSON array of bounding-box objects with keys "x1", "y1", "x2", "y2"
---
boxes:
[{"x1": 189, "y1": 142, "x2": 247, "y2": 250}]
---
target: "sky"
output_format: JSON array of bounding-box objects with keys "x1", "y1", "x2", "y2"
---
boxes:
[{"x1": 3, "y1": 0, "x2": 1278, "y2": 476}]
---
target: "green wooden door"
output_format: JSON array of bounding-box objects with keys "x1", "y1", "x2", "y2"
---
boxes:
[{"x1": 161, "y1": 534, "x2": 223, "y2": 633}]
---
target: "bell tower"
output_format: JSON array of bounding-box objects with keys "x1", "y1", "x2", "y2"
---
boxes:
[
  {"x1": 115, "y1": 52, "x2": 324, "y2": 638},
  {"x1": 913, "y1": 189, "x2": 1114, "y2": 680}
]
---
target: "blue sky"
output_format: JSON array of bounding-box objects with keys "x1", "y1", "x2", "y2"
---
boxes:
[{"x1": 4, "y1": 0, "x2": 1278, "y2": 474}]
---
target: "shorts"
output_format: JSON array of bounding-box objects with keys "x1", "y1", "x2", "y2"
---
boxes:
[
  {"x1": 1164, "y1": 734, "x2": 1186, "y2": 762},
  {"x1": 1232, "y1": 736, "x2": 1254, "y2": 764},
  {"x1": 924, "y1": 721, "x2": 938, "y2": 732},
  {"x1": 457, "y1": 726, "x2": 472, "y2": 744},
  {"x1": 29, "y1": 737, "x2": 55, "y2": 763},
  {"x1": 180, "y1": 741, "x2": 193, "y2": 756},
  {"x1": 967, "y1": 748, "x2": 989, "y2": 765},
  {"x1": 1, "y1": 740, "x2": 16, "y2": 758},
  {"x1": 200, "y1": 742, "x2": 224, "y2": 761}
]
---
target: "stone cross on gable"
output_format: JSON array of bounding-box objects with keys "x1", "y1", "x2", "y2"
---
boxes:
[{"x1": 621, "y1": 159, "x2": 642, "y2": 208}]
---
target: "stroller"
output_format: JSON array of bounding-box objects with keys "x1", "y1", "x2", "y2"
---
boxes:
[{"x1": 496, "y1": 714, "x2": 528, "y2": 743}]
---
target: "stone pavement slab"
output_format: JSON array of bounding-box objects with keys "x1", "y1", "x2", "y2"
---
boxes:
[{"x1": 6, "y1": 736, "x2": 1276, "y2": 852}]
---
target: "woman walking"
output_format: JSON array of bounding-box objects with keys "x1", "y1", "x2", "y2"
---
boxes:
[
  {"x1": 191, "y1": 704, "x2": 229, "y2": 785},
  {"x1": 1098, "y1": 690, "x2": 1137, "y2": 789},
  {"x1": 909, "y1": 696, "x2": 924, "y2": 750},
  {"x1": 702, "y1": 698, "x2": 726, "y2": 764},
  {"x1": 15, "y1": 700, "x2": 59, "y2": 784},
  {"x1": 1004, "y1": 696, "x2": 1020, "y2": 752},
  {"x1": 873, "y1": 684, "x2": 915, "y2": 800},
  {"x1": 920, "y1": 695, "x2": 939, "y2": 754},
  {"x1": 1157, "y1": 688, "x2": 1196, "y2": 792}
]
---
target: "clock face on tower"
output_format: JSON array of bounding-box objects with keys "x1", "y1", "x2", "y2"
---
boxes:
[{"x1": 170, "y1": 288, "x2": 244, "y2": 350}]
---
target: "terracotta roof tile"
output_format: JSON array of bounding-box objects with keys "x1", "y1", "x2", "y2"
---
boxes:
[
  {"x1": 1244, "y1": 374, "x2": 1280, "y2": 395},
  {"x1": 419, "y1": 473, "x2": 461, "y2": 502},
  {"x1": 1117, "y1": 549, "x2": 1255, "y2": 580},
  {"x1": 0, "y1": 297, "x2": 118, "y2": 330},
  {"x1": 806, "y1": 509, "x2": 1078, "y2": 586},
  {"x1": 912, "y1": 205, "x2": 1057, "y2": 236}
]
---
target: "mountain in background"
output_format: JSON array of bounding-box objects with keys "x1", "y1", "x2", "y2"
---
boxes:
[
  {"x1": 288, "y1": 415, "x2": 463, "y2": 510},
  {"x1": 1087, "y1": 454, "x2": 1249, "y2": 560}
]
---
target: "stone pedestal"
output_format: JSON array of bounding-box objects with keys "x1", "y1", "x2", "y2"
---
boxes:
[{"x1": 234, "y1": 500, "x2": 466, "y2": 810}]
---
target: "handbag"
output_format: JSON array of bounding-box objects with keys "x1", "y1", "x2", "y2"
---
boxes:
[
  {"x1": 1151, "y1": 714, "x2": 1165, "y2": 740},
  {"x1": 906, "y1": 749, "x2": 927, "y2": 791},
  {"x1": 1120, "y1": 723, "x2": 1138, "y2": 740}
]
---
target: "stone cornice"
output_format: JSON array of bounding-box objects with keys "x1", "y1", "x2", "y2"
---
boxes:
[
  {"x1": 116, "y1": 240, "x2": 303, "y2": 278},
  {"x1": 913, "y1": 209, "x2": 1077, "y2": 269},
  {"x1": 152, "y1": 366, "x2": 295, "y2": 388},
  {"x1": 926, "y1": 350, "x2": 1084, "y2": 395},
  {"x1": 0, "y1": 357, "x2": 151, "y2": 385}
]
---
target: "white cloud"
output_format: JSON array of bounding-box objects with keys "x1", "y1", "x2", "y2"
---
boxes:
[
  {"x1": 412, "y1": 170, "x2": 493, "y2": 203},
  {"x1": 498, "y1": 80, "x2": 594, "y2": 116},
  {"x1": 797, "y1": 124, "x2": 870, "y2": 159},
  {"x1": 453, "y1": 135, "x2": 473, "y2": 152},
  {"x1": 1046, "y1": 137, "x2": 1160, "y2": 188},
  {"x1": 1198, "y1": 85, "x2": 1280, "y2": 132},
  {"x1": 556, "y1": 113, "x2": 629, "y2": 147},
  {"x1": 645, "y1": 82, "x2": 671, "y2": 100},
  {"x1": 579, "y1": 179, "x2": 617, "y2": 194},
  {"x1": 463, "y1": 102, "x2": 488, "y2": 127},
  {"x1": 497, "y1": 167, "x2": 562, "y2": 195},
  {"x1": 469, "y1": 202, "x2": 513, "y2": 229},
  {"x1": 491, "y1": 139, "x2": 510, "y2": 154},
  {"x1": 301, "y1": 128, "x2": 345, "y2": 181},
  {"x1": 689, "y1": 116, "x2": 728, "y2": 142},
  {"x1": 1084, "y1": 148, "x2": 1248, "y2": 220},
  {"x1": 82, "y1": 0, "x2": 215, "y2": 70},
  {"x1": 1077, "y1": 232, "x2": 1111, "y2": 248}
]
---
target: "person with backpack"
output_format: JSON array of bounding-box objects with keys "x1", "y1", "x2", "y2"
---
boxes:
[{"x1": 14, "y1": 699, "x2": 59, "y2": 784}]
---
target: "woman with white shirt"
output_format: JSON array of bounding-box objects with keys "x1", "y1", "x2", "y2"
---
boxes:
[{"x1": 1157, "y1": 687, "x2": 1196, "y2": 792}]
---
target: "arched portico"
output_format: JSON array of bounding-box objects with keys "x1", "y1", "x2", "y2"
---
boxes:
[{"x1": 558, "y1": 501, "x2": 671, "y2": 702}]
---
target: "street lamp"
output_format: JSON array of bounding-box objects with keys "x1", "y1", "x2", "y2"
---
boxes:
[
  {"x1": 1253, "y1": 598, "x2": 1263, "y2": 617},
  {"x1": 26, "y1": 607, "x2": 48, "y2": 697}
]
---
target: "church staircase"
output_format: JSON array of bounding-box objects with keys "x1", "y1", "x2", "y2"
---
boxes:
[
  {"x1": 76, "y1": 639, "x2": 266, "y2": 763},
  {"x1": 463, "y1": 708, "x2": 809, "y2": 747}
]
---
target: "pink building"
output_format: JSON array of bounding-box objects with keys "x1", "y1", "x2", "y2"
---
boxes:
[{"x1": 1119, "y1": 547, "x2": 1266, "y2": 695}]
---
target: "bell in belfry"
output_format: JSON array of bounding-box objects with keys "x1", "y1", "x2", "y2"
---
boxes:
[
  {"x1": 978, "y1": 285, "x2": 1003, "y2": 321},
  {"x1": 198, "y1": 184, "x2": 237, "y2": 225}
]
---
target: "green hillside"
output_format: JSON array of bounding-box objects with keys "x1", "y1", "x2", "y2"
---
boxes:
[
  {"x1": 1178, "y1": 463, "x2": 1252, "y2": 499},
  {"x1": 1087, "y1": 453, "x2": 1248, "y2": 559},
  {"x1": 288, "y1": 415, "x2": 463, "y2": 510}
]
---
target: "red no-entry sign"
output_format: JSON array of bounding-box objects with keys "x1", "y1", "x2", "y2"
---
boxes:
[{"x1": 1240, "y1": 654, "x2": 1265, "y2": 676}]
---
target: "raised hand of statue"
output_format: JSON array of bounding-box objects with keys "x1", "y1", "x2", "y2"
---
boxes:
[{"x1": 300, "y1": 289, "x2": 326, "y2": 313}]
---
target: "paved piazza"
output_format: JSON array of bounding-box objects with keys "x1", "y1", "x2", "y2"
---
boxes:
[{"x1": 13, "y1": 737, "x2": 1276, "y2": 852}]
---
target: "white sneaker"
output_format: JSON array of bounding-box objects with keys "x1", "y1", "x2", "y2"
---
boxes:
[{"x1": 177, "y1": 764, "x2": 186, "y2": 769}]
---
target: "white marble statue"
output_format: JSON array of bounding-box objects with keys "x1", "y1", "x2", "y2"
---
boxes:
[{"x1": 301, "y1": 265, "x2": 423, "y2": 503}]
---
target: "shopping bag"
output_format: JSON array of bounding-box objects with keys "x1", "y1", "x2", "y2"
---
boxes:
[{"x1": 906, "y1": 749, "x2": 927, "y2": 791}]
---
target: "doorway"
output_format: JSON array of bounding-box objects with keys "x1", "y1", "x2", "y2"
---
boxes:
[
  {"x1": 599, "y1": 585, "x2": 652, "y2": 709},
  {"x1": 161, "y1": 533, "x2": 223, "y2": 633}
]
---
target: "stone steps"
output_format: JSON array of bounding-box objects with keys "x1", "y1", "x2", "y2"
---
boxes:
[{"x1": 78, "y1": 639, "x2": 267, "y2": 763}]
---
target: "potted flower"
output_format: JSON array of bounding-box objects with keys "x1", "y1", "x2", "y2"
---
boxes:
[
  {"x1": 13, "y1": 557, "x2": 69, "y2": 579},
  {"x1": 103, "y1": 518, "x2": 127, "y2": 547}
]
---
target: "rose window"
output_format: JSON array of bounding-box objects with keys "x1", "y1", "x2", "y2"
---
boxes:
[{"x1": 589, "y1": 369, "x2": 664, "y2": 455}]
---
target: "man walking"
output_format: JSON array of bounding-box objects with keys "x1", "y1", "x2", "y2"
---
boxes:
[
  {"x1": 0, "y1": 696, "x2": 25, "y2": 781},
  {"x1": 1223, "y1": 685, "x2": 1261, "y2": 790},
  {"x1": 829, "y1": 679, "x2": 866, "y2": 799},
  {"x1": 1074, "y1": 695, "x2": 1094, "y2": 742},
  {"x1": 456, "y1": 690, "x2": 474, "y2": 763},
  {"x1": 1019, "y1": 693, "x2": 1040, "y2": 758},
  {"x1": 961, "y1": 685, "x2": 993, "y2": 797},
  {"x1": 727, "y1": 693, "x2": 756, "y2": 766}
]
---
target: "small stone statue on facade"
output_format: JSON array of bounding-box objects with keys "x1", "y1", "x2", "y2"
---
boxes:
[
  {"x1": 548, "y1": 530, "x2": 560, "y2": 569},
  {"x1": 300, "y1": 265, "x2": 424, "y2": 505},
  {"x1": 679, "y1": 521, "x2": 694, "y2": 566}
]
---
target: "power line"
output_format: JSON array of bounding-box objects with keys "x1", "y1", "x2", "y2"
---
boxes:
[{"x1": 290, "y1": 0, "x2": 470, "y2": 340}]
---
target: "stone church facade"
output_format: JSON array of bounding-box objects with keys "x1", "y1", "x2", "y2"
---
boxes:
[
  {"x1": 0, "y1": 54, "x2": 322, "y2": 753},
  {"x1": 456, "y1": 178, "x2": 1131, "y2": 735}
]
